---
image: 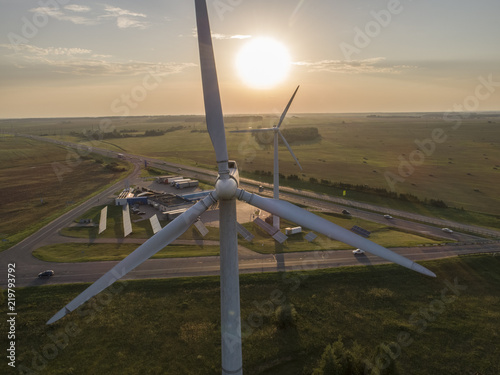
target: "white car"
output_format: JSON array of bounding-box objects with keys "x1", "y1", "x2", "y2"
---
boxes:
[
  {"x1": 442, "y1": 228, "x2": 453, "y2": 233},
  {"x1": 352, "y1": 249, "x2": 365, "y2": 255},
  {"x1": 383, "y1": 214, "x2": 394, "y2": 219}
]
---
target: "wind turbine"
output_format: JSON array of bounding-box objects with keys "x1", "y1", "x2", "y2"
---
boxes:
[
  {"x1": 231, "y1": 86, "x2": 302, "y2": 229},
  {"x1": 47, "y1": 2, "x2": 436, "y2": 375}
]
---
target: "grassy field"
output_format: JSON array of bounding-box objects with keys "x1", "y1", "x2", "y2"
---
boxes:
[
  {"x1": 56, "y1": 203, "x2": 444, "y2": 259},
  {"x1": 242, "y1": 170, "x2": 500, "y2": 232},
  {"x1": 242, "y1": 212, "x2": 444, "y2": 254},
  {"x1": 2, "y1": 254, "x2": 499, "y2": 374},
  {"x1": 33, "y1": 243, "x2": 221, "y2": 262},
  {"x1": 0, "y1": 136, "x2": 131, "y2": 252},
  {"x1": 2, "y1": 114, "x2": 499, "y2": 218},
  {"x1": 59, "y1": 204, "x2": 221, "y2": 241}
]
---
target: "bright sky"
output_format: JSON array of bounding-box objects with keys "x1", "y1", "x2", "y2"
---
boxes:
[{"x1": 1, "y1": 0, "x2": 499, "y2": 118}]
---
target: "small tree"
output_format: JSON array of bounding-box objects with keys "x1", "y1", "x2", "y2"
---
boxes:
[{"x1": 312, "y1": 336, "x2": 364, "y2": 375}]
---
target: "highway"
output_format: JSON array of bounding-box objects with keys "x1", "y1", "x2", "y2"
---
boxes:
[
  {"x1": 1, "y1": 134, "x2": 499, "y2": 290},
  {"x1": 2, "y1": 238, "x2": 500, "y2": 288},
  {"x1": 24, "y1": 134, "x2": 500, "y2": 238}
]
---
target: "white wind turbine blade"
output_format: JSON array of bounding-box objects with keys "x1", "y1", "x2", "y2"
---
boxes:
[
  {"x1": 47, "y1": 193, "x2": 218, "y2": 325},
  {"x1": 195, "y1": 0, "x2": 228, "y2": 173},
  {"x1": 237, "y1": 189, "x2": 436, "y2": 277},
  {"x1": 276, "y1": 85, "x2": 300, "y2": 128},
  {"x1": 278, "y1": 130, "x2": 302, "y2": 170}
]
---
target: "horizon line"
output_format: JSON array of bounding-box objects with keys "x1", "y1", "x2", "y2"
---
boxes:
[{"x1": 1, "y1": 110, "x2": 500, "y2": 121}]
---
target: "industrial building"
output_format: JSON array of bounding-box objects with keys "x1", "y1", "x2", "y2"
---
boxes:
[
  {"x1": 147, "y1": 193, "x2": 192, "y2": 213},
  {"x1": 115, "y1": 189, "x2": 149, "y2": 206},
  {"x1": 115, "y1": 186, "x2": 214, "y2": 222}
]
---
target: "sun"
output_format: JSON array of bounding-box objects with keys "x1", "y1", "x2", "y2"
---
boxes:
[{"x1": 236, "y1": 37, "x2": 291, "y2": 89}]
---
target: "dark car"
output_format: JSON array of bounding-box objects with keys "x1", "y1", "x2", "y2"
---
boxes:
[
  {"x1": 342, "y1": 209, "x2": 351, "y2": 215},
  {"x1": 38, "y1": 270, "x2": 54, "y2": 278}
]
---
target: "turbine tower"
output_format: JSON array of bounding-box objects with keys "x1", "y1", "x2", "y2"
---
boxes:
[
  {"x1": 46, "y1": 2, "x2": 436, "y2": 375},
  {"x1": 231, "y1": 86, "x2": 302, "y2": 229}
]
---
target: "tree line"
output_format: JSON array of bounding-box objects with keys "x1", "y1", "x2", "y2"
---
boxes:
[
  {"x1": 71, "y1": 126, "x2": 184, "y2": 140},
  {"x1": 252, "y1": 170, "x2": 448, "y2": 208}
]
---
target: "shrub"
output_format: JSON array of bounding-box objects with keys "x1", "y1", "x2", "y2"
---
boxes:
[
  {"x1": 274, "y1": 303, "x2": 297, "y2": 329},
  {"x1": 312, "y1": 336, "x2": 364, "y2": 375}
]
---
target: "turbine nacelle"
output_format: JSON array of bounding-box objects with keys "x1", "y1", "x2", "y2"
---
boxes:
[{"x1": 215, "y1": 160, "x2": 239, "y2": 200}]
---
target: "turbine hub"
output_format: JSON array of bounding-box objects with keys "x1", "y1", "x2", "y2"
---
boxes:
[{"x1": 215, "y1": 177, "x2": 237, "y2": 200}]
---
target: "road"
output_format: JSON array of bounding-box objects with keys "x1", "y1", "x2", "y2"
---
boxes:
[
  {"x1": 2, "y1": 238, "x2": 499, "y2": 288},
  {"x1": 0, "y1": 160, "x2": 141, "y2": 282},
  {"x1": 2, "y1": 134, "x2": 499, "y2": 290},
  {"x1": 24, "y1": 134, "x2": 500, "y2": 238}
]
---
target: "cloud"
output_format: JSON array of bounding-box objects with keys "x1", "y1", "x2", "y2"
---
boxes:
[
  {"x1": 116, "y1": 17, "x2": 149, "y2": 29},
  {"x1": 64, "y1": 5, "x2": 91, "y2": 13},
  {"x1": 30, "y1": 7, "x2": 97, "y2": 26},
  {"x1": 102, "y1": 5, "x2": 147, "y2": 18},
  {"x1": 29, "y1": 4, "x2": 150, "y2": 29},
  {"x1": 0, "y1": 43, "x2": 91, "y2": 57},
  {"x1": 42, "y1": 59, "x2": 196, "y2": 77},
  {"x1": 0, "y1": 43, "x2": 195, "y2": 77},
  {"x1": 293, "y1": 57, "x2": 416, "y2": 74},
  {"x1": 213, "y1": 34, "x2": 252, "y2": 40},
  {"x1": 190, "y1": 29, "x2": 251, "y2": 40},
  {"x1": 101, "y1": 5, "x2": 150, "y2": 29}
]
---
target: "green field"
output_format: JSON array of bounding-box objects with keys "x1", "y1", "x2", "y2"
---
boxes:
[
  {"x1": 2, "y1": 254, "x2": 499, "y2": 374},
  {"x1": 33, "y1": 243, "x2": 221, "y2": 262},
  {"x1": 244, "y1": 171, "x2": 500, "y2": 232},
  {"x1": 2, "y1": 114, "x2": 499, "y2": 218},
  {"x1": 56, "y1": 205, "x2": 444, "y2": 260},
  {"x1": 242, "y1": 212, "x2": 444, "y2": 254},
  {"x1": 59, "y1": 204, "x2": 221, "y2": 241},
  {"x1": 0, "y1": 136, "x2": 131, "y2": 251}
]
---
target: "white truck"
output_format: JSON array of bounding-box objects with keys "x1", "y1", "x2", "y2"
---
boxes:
[
  {"x1": 285, "y1": 226, "x2": 302, "y2": 235},
  {"x1": 168, "y1": 176, "x2": 185, "y2": 185},
  {"x1": 175, "y1": 180, "x2": 199, "y2": 189}
]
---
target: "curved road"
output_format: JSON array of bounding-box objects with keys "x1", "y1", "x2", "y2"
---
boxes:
[{"x1": 2, "y1": 135, "x2": 499, "y2": 290}]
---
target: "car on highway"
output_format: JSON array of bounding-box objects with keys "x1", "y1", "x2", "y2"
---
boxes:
[
  {"x1": 352, "y1": 249, "x2": 365, "y2": 255},
  {"x1": 38, "y1": 270, "x2": 54, "y2": 278},
  {"x1": 383, "y1": 214, "x2": 394, "y2": 219},
  {"x1": 342, "y1": 209, "x2": 351, "y2": 215},
  {"x1": 442, "y1": 228, "x2": 454, "y2": 233}
]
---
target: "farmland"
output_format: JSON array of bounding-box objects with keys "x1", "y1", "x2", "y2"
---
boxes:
[
  {"x1": 2, "y1": 113, "x2": 498, "y2": 217},
  {"x1": 0, "y1": 135, "x2": 131, "y2": 251}
]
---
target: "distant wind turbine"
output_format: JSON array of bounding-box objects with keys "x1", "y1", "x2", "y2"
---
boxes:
[
  {"x1": 231, "y1": 86, "x2": 302, "y2": 229},
  {"x1": 46, "y1": 2, "x2": 436, "y2": 375}
]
